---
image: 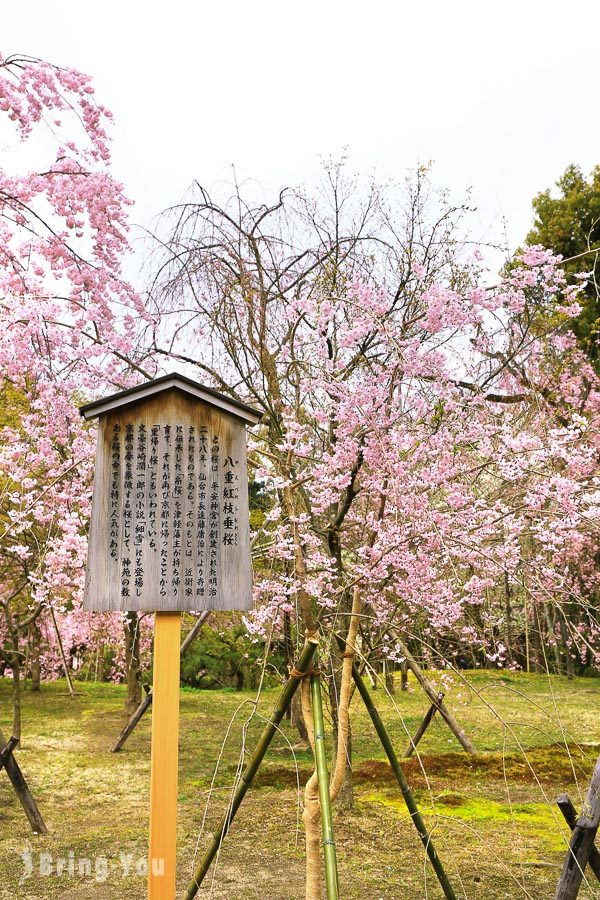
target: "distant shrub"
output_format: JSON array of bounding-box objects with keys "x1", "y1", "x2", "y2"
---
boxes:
[
  {"x1": 582, "y1": 666, "x2": 600, "y2": 678},
  {"x1": 179, "y1": 622, "x2": 284, "y2": 691}
]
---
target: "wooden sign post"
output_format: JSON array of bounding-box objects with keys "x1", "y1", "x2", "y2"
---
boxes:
[
  {"x1": 81, "y1": 373, "x2": 260, "y2": 898},
  {"x1": 148, "y1": 611, "x2": 181, "y2": 897}
]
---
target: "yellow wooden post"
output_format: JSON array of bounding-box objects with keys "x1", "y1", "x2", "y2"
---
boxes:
[
  {"x1": 148, "y1": 612, "x2": 181, "y2": 899},
  {"x1": 79, "y1": 376, "x2": 260, "y2": 897}
]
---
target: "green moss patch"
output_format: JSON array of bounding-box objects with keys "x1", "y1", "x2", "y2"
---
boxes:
[{"x1": 364, "y1": 790, "x2": 569, "y2": 852}]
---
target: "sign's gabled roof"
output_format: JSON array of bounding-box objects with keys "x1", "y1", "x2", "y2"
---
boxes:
[{"x1": 79, "y1": 373, "x2": 262, "y2": 425}]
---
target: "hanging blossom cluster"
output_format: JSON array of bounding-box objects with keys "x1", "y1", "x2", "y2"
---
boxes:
[
  {"x1": 0, "y1": 54, "x2": 156, "y2": 680},
  {"x1": 247, "y1": 248, "x2": 600, "y2": 668}
]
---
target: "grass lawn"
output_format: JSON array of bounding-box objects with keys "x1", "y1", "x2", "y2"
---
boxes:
[{"x1": 1, "y1": 668, "x2": 599, "y2": 898}]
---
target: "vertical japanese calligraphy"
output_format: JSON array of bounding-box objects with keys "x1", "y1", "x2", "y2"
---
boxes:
[
  {"x1": 121, "y1": 423, "x2": 134, "y2": 600},
  {"x1": 134, "y1": 423, "x2": 147, "y2": 598},
  {"x1": 160, "y1": 424, "x2": 171, "y2": 598},
  {"x1": 84, "y1": 384, "x2": 255, "y2": 613},
  {"x1": 109, "y1": 424, "x2": 120, "y2": 560},
  {"x1": 222, "y1": 455, "x2": 240, "y2": 547},
  {"x1": 196, "y1": 426, "x2": 208, "y2": 600},
  {"x1": 104, "y1": 419, "x2": 244, "y2": 610}
]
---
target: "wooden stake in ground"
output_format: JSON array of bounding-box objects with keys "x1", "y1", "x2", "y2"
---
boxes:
[
  {"x1": 555, "y1": 754, "x2": 600, "y2": 900},
  {"x1": 557, "y1": 794, "x2": 600, "y2": 884},
  {"x1": 49, "y1": 606, "x2": 75, "y2": 698},
  {"x1": 403, "y1": 691, "x2": 445, "y2": 758},
  {"x1": 0, "y1": 729, "x2": 47, "y2": 834},
  {"x1": 390, "y1": 630, "x2": 475, "y2": 754},
  {"x1": 111, "y1": 611, "x2": 210, "y2": 753},
  {"x1": 148, "y1": 612, "x2": 181, "y2": 899},
  {"x1": 111, "y1": 684, "x2": 153, "y2": 753}
]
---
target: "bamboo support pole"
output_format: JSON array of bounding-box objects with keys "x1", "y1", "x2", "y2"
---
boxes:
[
  {"x1": 351, "y1": 663, "x2": 457, "y2": 900},
  {"x1": 148, "y1": 612, "x2": 181, "y2": 900},
  {"x1": 183, "y1": 638, "x2": 319, "y2": 900},
  {"x1": 310, "y1": 674, "x2": 339, "y2": 900}
]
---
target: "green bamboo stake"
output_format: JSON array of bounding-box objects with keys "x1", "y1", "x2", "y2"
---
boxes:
[
  {"x1": 311, "y1": 673, "x2": 339, "y2": 900},
  {"x1": 351, "y1": 661, "x2": 458, "y2": 900},
  {"x1": 183, "y1": 637, "x2": 319, "y2": 900}
]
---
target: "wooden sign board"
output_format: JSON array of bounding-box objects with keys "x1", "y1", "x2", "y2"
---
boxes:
[{"x1": 81, "y1": 374, "x2": 261, "y2": 612}]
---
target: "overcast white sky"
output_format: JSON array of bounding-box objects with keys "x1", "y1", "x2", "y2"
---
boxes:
[{"x1": 3, "y1": 1, "x2": 600, "y2": 270}]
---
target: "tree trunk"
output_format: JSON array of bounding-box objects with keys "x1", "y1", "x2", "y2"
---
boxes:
[
  {"x1": 504, "y1": 571, "x2": 514, "y2": 665},
  {"x1": 400, "y1": 659, "x2": 408, "y2": 691},
  {"x1": 11, "y1": 637, "x2": 21, "y2": 740},
  {"x1": 384, "y1": 658, "x2": 395, "y2": 695},
  {"x1": 283, "y1": 611, "x2": 294, "y2": 721},
  {"x1": 28, "y1": 622, "x2": 41, "y2": 693},
  {"x1": 328, "y1": 655, "x2": 354, "y2": 809},
  {"x1": 290, "y1": 690, "x2": 309, "y2": 743},
  {"x1": 124, "y1": 611, "x2": 142, "y2": 715},
  {"x1": 544, "y1": 605, "x2": 562, "y2": 673},
  {"x1": 559, "y1": 607, "x2": 575, "y2": 680},
  {"x1": 333, "y1": 722, "x2": 353, "y2": 810},
  {"x1": 530, "y1": 600, "x2": 545, "y2": 673}
]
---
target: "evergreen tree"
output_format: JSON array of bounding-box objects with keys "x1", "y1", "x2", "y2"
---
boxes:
[{"x1": 526, "y1": 164, "x2": 600, "y2": 364}]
